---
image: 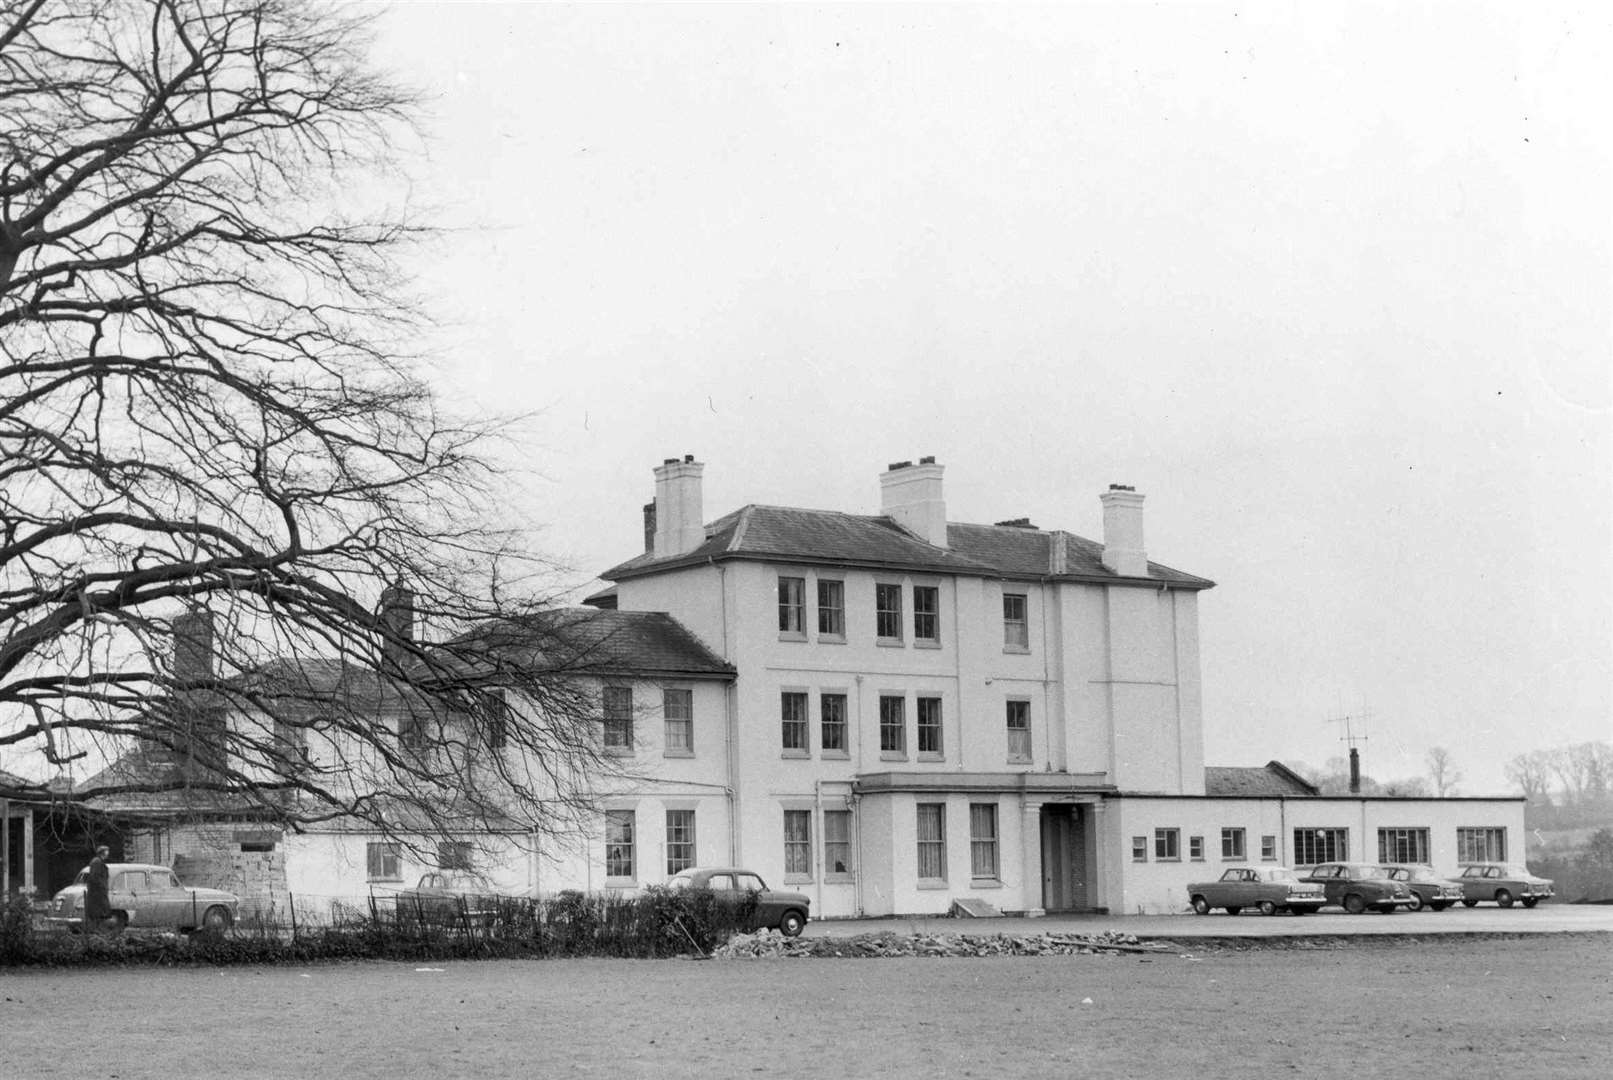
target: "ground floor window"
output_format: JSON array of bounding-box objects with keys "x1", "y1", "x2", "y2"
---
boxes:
[
  {"x1": 605, "y1": 810, "x2": 635, "y2": 881},
  {"x1": 437, "y1": 841, "x2": 473, "y2": 871},
  {"x1": 1456, "y1": 826, "x2": 1506, "y2": 863},
  {"x1": 666, "y1": 810, "x2": 696, "y2": 875},
  {"x1": 1222, "y1": 827, "x2": 1246, "y2": 860},
  {"x1": 1293, "y1": 827, "x2": 1347, "y2": 865},
  {"x1": 1261, "y1": 835, "x2": 1277, "y2": 861},
  {"x1": 784, "y1": 809, "x2": 812, "y2": 880},
  {"x1": 1154, "y1": 827, "x2": 1180, "y2": 861},
  {"x1": 1377, "y1": 827, "x2": 1430, "y2": 865},
  {"x1": 969, "y1": 803, "x2": 999, "y2": 880},
  {"x1": 824, "y1": 809, "x2": 853, "y2": 876},
  {"x1": 916, "y1": 803, "x2": 946, "y2": 880},
  {"x1": 1131, "y1": 836, "x2": 1148, "y2": 862},
  {"x1": 1189, "y1": 835, "x2": 1204, "y2": 861},
  {"x1": 366, "y1": 841, "x2": 401, "y2": 881}
]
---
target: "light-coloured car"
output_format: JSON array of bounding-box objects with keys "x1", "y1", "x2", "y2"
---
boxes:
[
  {"x1": 1381, "y1": 864, "x2": 1465, "y2": 911},
  {"x1": 46, "y1": 862, "x2": 238, "y2": 935},
  {"x1": 1456, "y1": 863, "x2": 1555, "y2": 908},
  {"x1": 1187, "y1": 866, "x2": 1327, "y2": 915},
  {"x1": 666, "y1": 867, "x2": 811, "y2": 936},
  {"x1": 394, "y1": 871, "x2": 502, "y2": 927}
]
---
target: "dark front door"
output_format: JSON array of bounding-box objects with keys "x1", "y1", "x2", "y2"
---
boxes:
[{"x1": 1040, "y1": 805, "x2": 1087, "y2": 911}]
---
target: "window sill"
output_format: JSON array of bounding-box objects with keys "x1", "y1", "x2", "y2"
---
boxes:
[
  {"x1": 916, "y1": 880, "x2": 949, "y2": 890},
  {"x1": 1002, "y1": 645, "x2": 1031, "y2": 655},
  {"x1": 604, "y1": 747, "x2": 634, "y2": 757},
  {"x1": 918, "y1": 752, "x2": 944, "y2": 763},
  {"x1": 604, "y1": 878, "x2": 636, "y2": 889},
  {"x1": 1007, "y1": 757, "x2": 1033, "y2": 766},
  {"x1": 777, "y1": 631, "x2": 807, "y2": 643},
  {"x1": 825, "y1": 874, "x2": 855, "y2": 884},
  {"x1": 781, "y1": 749, "x2": 810, "y2": 759},
  {"x1": 368, "y1": 878, "x2": 403, "y2": 885},
  {"x1": 880, "y1": 751, "x2": 908, "y2": 762},
  {"x1": 663, "y1": 749, "x2": 694, "y2": 759},
  {"x1": 914, "y1": 640, "x2": 941, "y2": 650},
  {"x1": 821, "y1": 750, "x2": 849, "y2": 760},
  {"x1": 969, "y1": 879, "x2": 1003, "y2": 889},
  {"x1": 817, "y1": 634, "x2": 846, "y2": 645},
  {"x1": 1156, "y1": 857, "x2": 1181, "y2": 863},
  {"x1": 783, "y1": 875, "x2": 812, "y2": 886},
  {"x1": 876, "y1": 638, "x2": 904, "y2": 648}
]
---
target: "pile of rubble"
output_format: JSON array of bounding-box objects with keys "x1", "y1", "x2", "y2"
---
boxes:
[{"x1": 707, "y1": 927, "x2": 1169, "y2": 960}]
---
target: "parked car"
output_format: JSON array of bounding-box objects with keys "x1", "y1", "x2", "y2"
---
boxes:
[
  {"x1": 394, "y1": 872, "x2": 503, "y2": 927},
  {"x1": 45, "y1": 862, "x2": 238, "y2": 935},
  {"x1": 665, "y1": 867, "x2": 811, "y2": 936},
  {"x1": 1187, "y1": 865, "x2": 1327, "y2": 915},
  {"x1": 1300, "y1": 862, "x2": 1415, "y2": 914},
  {"x1": 1382, "y1": 864, "x2": 1466, "y2": 911},
  {"x1": 1456, "y1": 863, "x2": 1555, "y2": 908}
]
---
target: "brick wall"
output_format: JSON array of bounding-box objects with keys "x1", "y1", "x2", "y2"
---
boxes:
[{"x1": 165, "y1": 821, "x2": 290, "y2": 925}]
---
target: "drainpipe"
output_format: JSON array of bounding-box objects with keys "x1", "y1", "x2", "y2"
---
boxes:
[{"x1": 711, "y1": 558, "x2": 740, "y2": 866}]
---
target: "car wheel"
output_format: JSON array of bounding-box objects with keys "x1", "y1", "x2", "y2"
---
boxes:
[
  {"x1": 105, "y1": 911, "x2": 129, "y2": 936},
  {"x1": 1224, "y1": 906, "x2": 1241, "y2": 916},
  {"x1": 200, "y1": 905, "x2": 234, "y2": 936},
  {"x1": 1521, "y1": 897, "x2": 1539, "y2": 908},
  {"x1": 1257, "y1": 900, "x2": 1277, "y2": 916},
  {"x1": 778, "y1": 910, "x2": 806, "y2": 938},
  {"x1": 1461, "y1": 898, "x2": 1478, "y2": 908},
  {"x1": 1190, "y1": 896, "x2": 1210, "y2": 915},
  {"x1": 1405, "y1": 892, "x2": 1424, "y2": 912},
  {"x1": 1343, "y1": 893, "x2": 1367, "y2": 915},
  {"x1": 1495, "y1": 889, "x2": 1514, "y2": 909}
]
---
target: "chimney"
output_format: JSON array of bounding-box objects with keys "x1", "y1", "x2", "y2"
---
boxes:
[
  {"x1": 879, "y1": 456, "x2": 948, "y2": 547},
  {"x1": 642, "y1": 502, "x2": 657, "y2": 553},
  {"x1": 172, "y1": 607, "x2": 214, "y2": 687},
  {"x1": 169, "y1": 607, "x2": 222, "y2": 774},
  {"x1": 653, "y1": 455, "x2": 705, "y2": 558},
  {"x1": 379, "y1": 582, "x2": 414, "y2": 668},
  {"x1": 1099, "y1": 484, "x2": 1147, "y2": 577},
  {"x1": 1348, "y1": 747, "x2": 1361, "y2": 795}
]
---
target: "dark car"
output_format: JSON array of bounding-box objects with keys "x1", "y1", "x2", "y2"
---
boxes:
[
  {"x1": 394, "y1": 872, "x2": 503, "y2": 927},
  {"x1": 1300, "y1": 862, "x2": 1415, "y2": 914},
  {"x1": 1381, "y1": 864, "x2": 1465, "y2": 911},
  {"x1": 1187, "y1": 865, "x2": 1327, "y2": 915},
  {"x1": 45, "y1": 862, "x2": 238, "y2": 936},
  {"x1": 665, "y1": 867, "x2": 811, "y2": 936},
  {"x1": 1456, "y1": 863, "x2": 1555, "y2": 908}
]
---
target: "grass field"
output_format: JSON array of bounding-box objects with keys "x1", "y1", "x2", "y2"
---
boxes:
[{"x1": 2, "y1": 934, "x2": 1609, "y2": 1079}]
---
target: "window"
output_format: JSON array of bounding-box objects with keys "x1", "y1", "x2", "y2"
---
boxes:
[
  {"x1": 1221, "y1": 827, "x2": 1247, "y2": 860},
  {"x1": 605, "y1": 810, "x2": 635, "y2": 880},
  {"x1": 875, "y1": 583, "x2": 903, "y2": 641},
  {"x1": 817, "y1": 579, "x2": 845, "y2": 638},
  {"x1": 663, "y1": 688, "x2": 693, "y2": 755},
  {"x1": 916, "y1": 696, "x2": 943, "y2": 758},
  {"x1": 1005, "y1": 700, "x2": 1032, "y2": 762},
  {"x1": 1131, "y1": 836, "x2": 1148, "y2": 862},
  {"x1": 784, "y1": 809, "x2": 812, "y2": 880},
  {"x1": 1189, "y1": 835, "x2": 1205, "y2": 861},
  {"x1": 398, "y1": 711, "x2": 428, "y2": 750},
  {"x1": 438, "y1": 841, "x2": 473, "y2": 871},
  {"x1": 275, "y1": 717, "x2": 311, "y2": 769},
  {"x1": 1457, "y1": 826, "x2": 1506, "y2": 863},
  {"x1": 780, "y1": 691, "x2": 809, "y2": 754},
  {"x1": 603, "y1": 686, "x2": 633, "y2": 752},
  {"x1": 1293, "y1": 827, "x2": 1348, "y2": 865},
  {"x1": 969, "y1": 803, "x2": 999, "y2": 880},
  {"x1": 666, "y1": 810, "x2": 695, "y2": 875},
  {"x1": 778, "y1": 576, "x2": 806, "y2": 636},
  {"x1": 480, "y1": 691, "x2": 509, "y2": 752},
  {"x1": 367, "y1": 842, "x2": 401, "y2": 881},
  {"x1": 916, "y1": 803, "x2": 946, "y2": 880},
  {"x1": 1261, "y1": 834, "x2": 1277, "y2": 861},
  {"x1": 820, "y1": 693, "x2": 847, "y2": 755},
  {"x1": 1154, "y1": 828, "x2": 1181, "y2": 860},
  {"x1": 879, "y1": 695, "x2": 906, "y2": 754},
  {"x1": 1377, "y1": 827, "x2": 1430, "y2": 865},
  {"x1": 1003, "y1": 593, "x2": 1029, "y2": 650},
  {"x1": 824, "y1": 810, "x2": 852, "y2": 876},
  {"x1": 913, "y1": 585, "x2": 939, "y2": 644}
]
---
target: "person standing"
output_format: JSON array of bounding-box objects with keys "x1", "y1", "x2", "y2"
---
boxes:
[{"x1": 84, "y1": 845, "x2": 111, "y2": 934}]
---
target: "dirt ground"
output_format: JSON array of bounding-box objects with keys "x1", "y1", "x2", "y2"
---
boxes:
[{"x1": 2, "y1": 934, "x2": 1609, "y2": 1079}]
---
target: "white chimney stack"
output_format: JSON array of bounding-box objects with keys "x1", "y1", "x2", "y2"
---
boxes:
[
  {"x1": 879, "y1": 456, "x2": 948, "y2": 547},
  {"x1": 1099, "y1": 484, "x2": 1147, "y2": 577},
  {"x1": 653, "y1": 455, "x2": 705, "y2": 558}
]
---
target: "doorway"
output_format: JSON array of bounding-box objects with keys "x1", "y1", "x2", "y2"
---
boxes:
[{"x1": 1039, "y1": 804, "x2": 1088, "y2": 912}]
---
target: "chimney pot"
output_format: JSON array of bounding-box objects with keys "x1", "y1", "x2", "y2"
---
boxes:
[
  {"x1": 663, "y1": 458, "x2": 678, "y2": 465},
  {"x1": 919, "y1": 455, "x2": 936, "y2": 465},
  {"x1": 684, "y1": 453, "x2": 694, "y2": 463}
]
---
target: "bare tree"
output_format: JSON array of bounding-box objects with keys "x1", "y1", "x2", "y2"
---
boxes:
[
  {"x1": 1503, "y1": 749, "x2": 1554, "y2": 805},
  {"x1": 0, "y1": 0, "x2": 614, "y2": 850},
  {"x1": 1424, "y1": 746, "x2": 1461, "y2": 797}
]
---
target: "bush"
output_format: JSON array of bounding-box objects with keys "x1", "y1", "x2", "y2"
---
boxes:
[{"x1": 1, "y1": 892, "x2": 35, "y2": 964}]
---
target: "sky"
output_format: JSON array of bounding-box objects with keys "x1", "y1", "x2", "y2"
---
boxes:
[{"x1": 365, "y1": 1, "x2": 1612, "y2": 797}]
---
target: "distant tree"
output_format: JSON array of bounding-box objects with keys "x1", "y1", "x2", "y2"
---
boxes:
[
  {"x1": 1424, "y1": 746, "x2": 1461, "y2": 797},
  {"x1": 1380, "y1": 777, "x2": 1430, "y2": 798},
  {"x1": 0, "y1": 0, "x2": 611, "y2": 850},
  {"x1": 1571, "y1": 741, "x2": 1613, "y2": 803},
  {"x1": 1504, "y1": 750, "x2": 1554, "y2": 805}
]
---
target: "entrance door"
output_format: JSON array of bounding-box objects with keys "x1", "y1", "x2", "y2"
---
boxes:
[{"x1": 1040, "y1": 805, "x2": 1088, "y2": 911}]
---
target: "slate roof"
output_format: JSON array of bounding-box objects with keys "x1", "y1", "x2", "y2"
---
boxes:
[
  {"x1": 1204, "y1": 762, "x2": 1319, "y2": 797},
  {"x1": 462, "y1": 608, "x2": 733, "y2": 680},
  {"x1": 602, "y1": 505, "x2": 1213, "y2": 588}
]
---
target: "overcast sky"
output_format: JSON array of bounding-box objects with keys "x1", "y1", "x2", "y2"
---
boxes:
[{"x1": 371, "y1": 1, "x2": 1611, "y2": 796}]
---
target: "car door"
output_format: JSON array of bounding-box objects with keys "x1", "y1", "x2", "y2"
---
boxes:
[
  {"x1": 151, "y1": 870, "x2": 190, "y2": 927},
  {"x1": 732, "y1": 873, "x2": 776, "y2": 927},
  {"x1": 1311, "y1": 865, "x2": 1342, "y2": 905},
  {"x1": 112, "y1": 870, "x2": 147, "y2": 926}
]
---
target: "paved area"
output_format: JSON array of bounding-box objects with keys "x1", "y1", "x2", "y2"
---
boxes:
[{"x1": 806, "y1": 903, "x2": 1613, "y2": 938}]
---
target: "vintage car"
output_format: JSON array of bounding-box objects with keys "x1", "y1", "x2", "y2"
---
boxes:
[
  {"x1": 665, "y1": 867, "x2": 811, "y2": 936},
  {"x1": 1300, "y1": 862, "x2": 1415, "y2": 914},
  {"x1": 393, "y1": 872, "x2": 503, "y2": 927},
  {"x1": 46, "y1": 862, "x2": 238, "y2": 935},
  {"x1": 1381, "y1": 864, "x2": 1465, "y2": 911},
  {"x1": 1187, "y1": 865, "x2": 1327, "y2": 915},
  {"x1": 1456, "y1": 863, "x2": 1555, "y2": 908}
]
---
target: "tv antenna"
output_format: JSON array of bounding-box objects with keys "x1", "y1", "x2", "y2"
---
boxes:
[{"x1": 1325, "y1": 710, "x2": 1371, "y2": 752}]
